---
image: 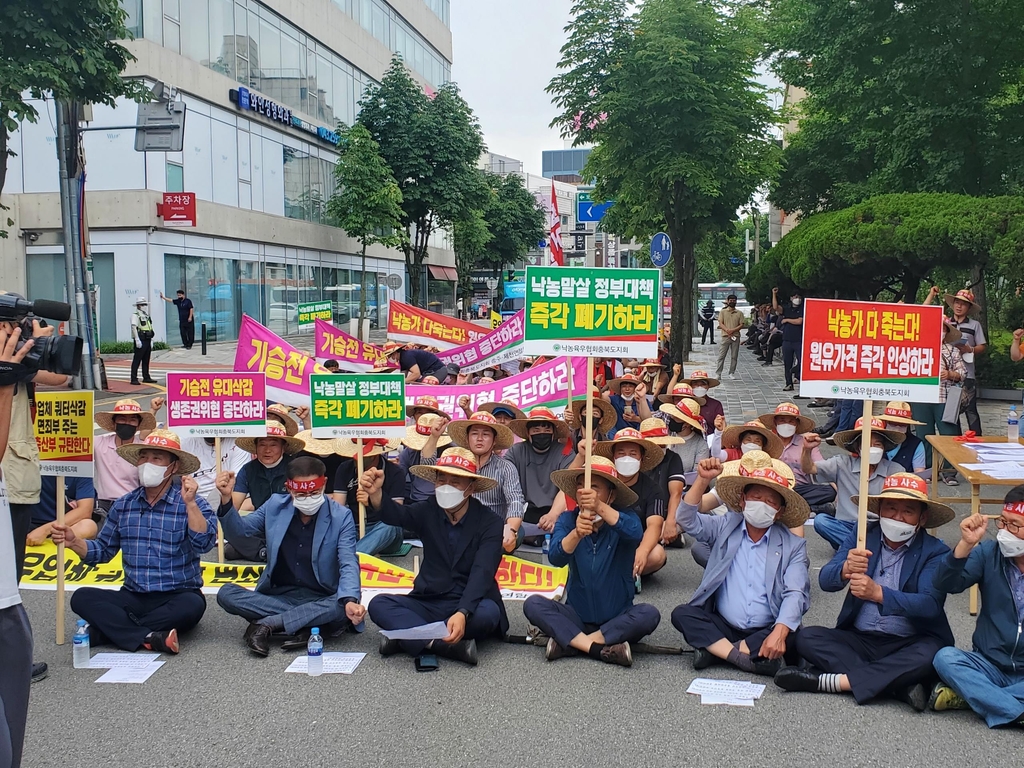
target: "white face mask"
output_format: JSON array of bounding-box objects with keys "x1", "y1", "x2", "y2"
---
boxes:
[
  {"x1": 621, "y1": 391, "x2": 636, "y2": 402},
  {"x1": 775, "y1": 423, "x2": 797, "y2": 439},
  {"x1": 293, "y1": 494, "x2": 324, "y2": 515},
  {"x1": 742, "y1": 499, "x2": 778, "y2": 529},
  {"x1": 260, "y1": 456, "x2": 284, "y2": 469},
  {"x1": 692, "y1": 386, "x2": 709, "y2": 399},
  {"x1": 435, "y1": 484, "x2": 468, "y2": 510},
  {"x1": 887, "y1": 423, "x2": 909, "y2": 433},
  {"x1": 138, "y1": 462, "x2": 169, "y2": 488},
  {"x1": 791, "y1": 298, "x2": 802, "y2": 307},
  {"x1": 741, "y1": 442, "x2": 762, "y2": 455},
  {"x1": 879, "y1": 517, "x2": 917, "y2": 544},
  {"x1": 997, "y1": 529, "x2": 1024, "y2": 559},
  {"x1": 868, "y1": 446, "x2": 885, "y2": 464},
  {"x1": 614, "y1": 456, "x2": 641, "y2": 477}
]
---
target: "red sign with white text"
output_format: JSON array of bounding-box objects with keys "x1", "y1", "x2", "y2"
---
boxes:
[
  {"x1": 799, "y1": 298, "x2": 944, "y2": 403},
  {"x1": 159, "y1": 192, "x2": 197, "y2": 227}
]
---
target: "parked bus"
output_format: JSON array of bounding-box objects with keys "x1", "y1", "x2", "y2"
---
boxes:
[
  {"x1": 661, "y1": 281, "x2": 749, "y2": 322},
  {"x1": 500, "y1": 281, "x2": 526, "y2": 320}
]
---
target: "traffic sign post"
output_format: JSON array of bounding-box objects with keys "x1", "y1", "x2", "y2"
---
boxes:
[
  {"x1": 650, "y1": 232, "x2": 672, "y2": 268},
  {"x1": 576, "y1": 191, "x2": 613, "y2": 223}
]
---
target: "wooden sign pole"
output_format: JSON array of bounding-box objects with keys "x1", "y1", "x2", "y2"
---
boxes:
[
  {"x1": 356, "y1": 438, "x2": 366, "y2": 539},
  {"x1": 566, "y1": 356, "x2": 574, "y2": 417},
  {"x1": 584, "y1": 357, "x2": 595, "y2": 491},
  {"x1": 855, "y1": 400, "x2": 874, "y2": 550},
  {"x1": 55, "y1": 477, "x2": 66, "y2": 645},
  {"x1": 216, "y1": 437, "x2": 225, "y2": 564}
]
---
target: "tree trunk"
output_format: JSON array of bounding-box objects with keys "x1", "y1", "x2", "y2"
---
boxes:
[
  {"x1": 359, "y1": 240, "x2": 368, "y2": 341},
  {"x1": 0, "y1": 126, "x2": 8, "y2": 199},
  {"x1": 970, "y1": 263, "x2": 989, "y2": 339},
  {"x1": 900, "y1": 272, "x2": 921, "y2": 304},
  {"x1": 668, "y1": 234, "x2": 696, "y2": 366}
]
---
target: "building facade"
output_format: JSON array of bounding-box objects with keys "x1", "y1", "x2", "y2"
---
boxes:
[{"x1": 0, "y1": 0, "x2": 454, "y2": 345}]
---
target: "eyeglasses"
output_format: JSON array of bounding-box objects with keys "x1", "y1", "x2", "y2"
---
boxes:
[{"x1": 997, "y1": 518, "x2": 1024, "y2": 535}]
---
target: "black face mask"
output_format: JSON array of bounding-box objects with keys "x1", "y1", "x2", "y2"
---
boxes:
[
  {"x1": 588, "y1": 416, "x2": 602, "y2": 433},
  {"x1": 529, "y1": 433, "x2": 554, "y2": 452},
  {"x1": 204, "y1": 438, "x2": 217, "y2": 446},
  {"x1": 667, "y1": 420, "x2": 684, "y2": 434},
  {"x1": 115, "y1": 423, "x2": 138, "y2": 440}
]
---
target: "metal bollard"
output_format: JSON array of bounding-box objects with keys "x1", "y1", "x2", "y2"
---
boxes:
[{"x1": 201, "y1": 323, "x2": 208, "y2": 356}]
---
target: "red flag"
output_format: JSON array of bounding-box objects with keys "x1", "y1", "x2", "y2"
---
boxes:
[{"x1": 549, "y1": 184, "x2": 564, "y2": 266}]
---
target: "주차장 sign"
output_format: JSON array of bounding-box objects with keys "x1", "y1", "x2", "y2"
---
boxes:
[
  {"x1": 310, "y1": 374, "x2": 406, "y2": 439},
  {"x1": 522, "y1": 266, "x2": 660, "y2": 358},
  {"x1": 799, "y1": 298, "x2": 944, "y2": 402},
  {"x1": 297, "y1": 300, "x2": 333, "y2": 329},
  {"x1": 166, "y1": 372, "x2": 268, "y2": 437},
  {"x1": 34, "y1": 391, "x2": 94, "y2": 477}
]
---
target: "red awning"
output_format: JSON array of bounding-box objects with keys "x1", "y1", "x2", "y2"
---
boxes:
[
  {"x1": 443, "y1": 267, "x2": 459, "y2": 281},
  {"x1": 428, "y1": 265, "x2": 459, "y2": 282}
]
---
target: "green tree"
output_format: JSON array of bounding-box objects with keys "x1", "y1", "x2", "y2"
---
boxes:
[
  {"x1": 548, "y1": 0, "x2": 778, "y2": 361},
  {"x1": 327, "y1": 124, "x2": 405, "y2": 340},
  {"x1": 357, "y1": 57, "x2": 487, "y2": 306},
  {"x1": 476, "y1": 172, "x2": 546, "y2": 275},
  {"x1": 453, "y1": 210, "x2": 492, "y2": 319},
  {"x1": 0, "y1": 0, "x2": 150, "y2": 235}
]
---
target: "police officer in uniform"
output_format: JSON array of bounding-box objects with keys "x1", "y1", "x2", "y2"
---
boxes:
[{"x1": 130, "y1": 297, "x2": 156, "y2": 386}]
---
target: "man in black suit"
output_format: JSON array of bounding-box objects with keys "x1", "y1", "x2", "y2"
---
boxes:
[{"x1": 358, "y1": 446, "x2": 508, "y2": 666}]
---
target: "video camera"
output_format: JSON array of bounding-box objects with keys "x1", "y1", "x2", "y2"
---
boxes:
[{"x1": 0, "y1": 294, "x2": 83, "y2": 376}]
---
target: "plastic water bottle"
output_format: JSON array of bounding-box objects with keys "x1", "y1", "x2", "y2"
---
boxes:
[
  {"x1": 73, "y1": 619, "x2": 90, "y2": 669},
  {"x1": 1009, "y1": 406, "x2": 1020, "y2": 442},
  {"x1": 307, "y1": 627, "x2": 323, "y2": 677},
  {"x1": 542, "y1": 534, "x2": 551, "y2": 565}
]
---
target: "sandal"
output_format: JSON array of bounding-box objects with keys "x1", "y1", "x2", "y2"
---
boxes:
[{"x1": 940, "y1": 475, "x2": 959, "y2": 486}]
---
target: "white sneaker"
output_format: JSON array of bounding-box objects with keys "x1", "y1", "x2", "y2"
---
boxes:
[{"x1": 729, "y1": 374, "x2": 738, "y2": 380}]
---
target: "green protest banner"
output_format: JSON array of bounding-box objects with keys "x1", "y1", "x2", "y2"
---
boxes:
[
  {"x1": 297, "y1": 300, "x2": 333, "y2": 329},
  {"x1": 309, "y1": 374, "x2": 406, "y2": 439},
  {"x1": 522, "y1": 266, "x2": 661, "y2": 358}
]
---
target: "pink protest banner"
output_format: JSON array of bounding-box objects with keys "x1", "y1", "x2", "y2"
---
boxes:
[
  {"x1": 436, "y1": 310, "x2": 525, "y2": 374},
  {"x1": 406, "y1": 356, "x2": 589, "y2": 420},
  {"x1": 167, "y1": 372, "x2": 268, "y2": 438},
  {"x1": 314, "y1": 319, "x2": 387, "y2": 372},
  {"x1": 233, "y1": 315, "x2": 329, "y2": 407}
]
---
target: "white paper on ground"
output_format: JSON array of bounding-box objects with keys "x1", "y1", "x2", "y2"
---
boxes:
[
  {"x1": 379, "y1": 622, "x2": 451, "y2": 641},
  {"x1": 285, "y1": 652, "x2": 366, "y2": 674},
  {"x1": 700, "y1": 694, "x2": 755, "y2": 707},
  {"x1": 404, "y1": 539, "x2": 424, "y2": 549},
  {"x1": 686, "y1": 678, "x2": 766, "y2": 700},
  {"x1": 87, "y1": 652, "x2": 161, "y2": 669},
  {"x1": 95, "y1": 661, "x2": 164, "y2": 683}
]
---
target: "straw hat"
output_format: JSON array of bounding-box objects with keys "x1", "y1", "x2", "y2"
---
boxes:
[
  {"x1": 658, "y1": 382, "x2": 695, "y2": 404},
  {"x1": 371, "y1": 360, "x2": 400, "y2": 373},
  {"x1": 660, "y1": 401, "x2": 704, "y2": 433},
  {"x1": 96, "y1": 399, "x2": 156, "y2": 433},
  {"x1": 266, "y1": 403, "x2": 301, "y2": 436},
  {"x1": 758, "y1": 402, "x2": 815, "y2": 435},
  {"x1": 551, "y1": 456, "x2": 639, "y2": 508},
  {"x1": 606, "y1": 373, "x2": 641, "y2": 395},
  {"x1": 944, "y1": 289, "x2": 981, "y2": 318},
  {"x1": 479, "y1": 399, "x2": 526, "y2": 421},
  {"x1": 115, "y1": 429, "x2": 201, "y2": 475},
  {"x1": 409, "y1": 446, "x2": 498, "y2": 491},
  {"x1": 639, "y1": 418, "x2": 684, "y2": 446},
  {"x1": 681, "y1": 369, "x2": 721, "y2": 389},
  {"x1": 334, "y1": 437, "x2": 402, "y2": 459},
  {"x1": 236, "y1": 423, "x2": 306, "y2": 455},
  {"x1": 880, "y1": 401, "x2": 924, "y2": 426},
  {"x1": 833, "y1": 417, "x2": 906, "y2": 454},
  {"x1": 383, "y1": 341, "x2": 408, "y2": 357},
  {"x1": 594, "y1": 427, "x2": 665, "y2": 472},
  {"x1": 406, "y1": 395, "x2": 448, "y2": 420},
  {"x1": 402, "y1": 413, "x2": 452, "y2": 451},
  {"x1": 638, "y1": 358, "x2": 664, "y2": 370},
  {"x1": 714, "y1": 450, "x2": 810, "y2": 529},
  {"x1": 569, "y1": 388, "x2": 618, "y2": 436},
  {"x1": 722, "y1": 420, "x2": 784, "y2": 458},
  {"x1": 510, "y1": 407, "x2": 571, "y2": 441},
  {"x1": 942, "y1": 320, "x2": 962, "y2": 345},
  {"x1": 447, "y1": 411, "x2": 515, "y2": 451},
  {"x1": 851, "y1": 472, "x2": 955, "y2": 528},
  {"x1": 294, "y1": 430, "x2": 341, "y2": 457}
]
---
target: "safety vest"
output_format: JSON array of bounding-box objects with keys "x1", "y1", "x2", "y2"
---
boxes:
[{"x1": 134, "y1": 312, "x2": 153, "y2": 333}]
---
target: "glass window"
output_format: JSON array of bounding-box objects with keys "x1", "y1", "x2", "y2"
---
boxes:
[
  {"x1": 209, "y1": 0, "x2": 235, "y2": 79},
  {"x1": 234, "y1": 2, "x2": 249, "y2": 86},
  {"x1": 317, "y1": 55, "x2": 334, "y2": 123},
  {"x1": 124, "y1": 0, "x2": 143, "y2": 38},
  {"x1": 280, "y1": 31, "x2": 304, "y2": 109},
  {"x1": 166, "y1": 161, "x2": 184, "y2": 192},
  {"x1": 264, "y1": 261, "x2": 296, "y2": 335},
  {"x1": 181, "y1": 0, "x2": 210, "y2": 63},
  {"x1": 164, "y1": 254, "x2": 242, "y2": 342},
  {"x1": 163, "y1": 18, "x2": 180, "y2": 52},
  {"x1": 247, "y1": 9, "x2": 260, "y2": 89}
]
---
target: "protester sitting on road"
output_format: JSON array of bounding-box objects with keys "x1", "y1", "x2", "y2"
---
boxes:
[
  {"x1": 656, "y1": 382, "x2": 695, "y2": 428},
  {"x1": 801, "y1": 418, "x2": 904, "y2": 550},
  {"x1": 523, "y1": 457, "x2": 660, "y2": 667},
  {"x1": 26, "y1": 476, "x2": 98, "y2": 546},
  {"x1": 478, "y1": 399, "x2": 526, "y2": 428},
  {"x1": 760, "y1": 403, "x2": 836, "y2": 515},
  {"x1": 776, "y1": 474, "x2": 955, "y2": 712},
  {"x1": 506, "y1": 408, "x2": 577, "y2": 532},
  {"x1": 267, "y1": 403, "x2": 302, "y2": 436},
  {"x1": 332, "y1": 438, "x2": 406, "y2": 556},
  {"x1": 594, "y1": 428, "x2": 668, "y2": 578},
  {"x1": 879, "y1": 402, "x2": 927, "y2": 474},
  {"x1": 637, "y1": 358, "x2": 669, "y2": 400},
  {"x1": 178, "y1": 435, "x2": 251, "y2": 507},
  {"x1": 214, "y1": 456, "x2": 364, "y2": 656},
  {"x1": 565, "y1": 387, "x2": 618, "y2": 447},
  {"x1": 603, "y1": 374, "x2": 652, "y2": 436},
  {"x1": 929, "y1": 487, "x2": 1024, "y2": 727},
  {"x1": 681, "y1": 370, "x2": 724, "y2": 430},
  {"x1": 400, "y1": 412, "x2": 452, "y2": 503},
  {"x1": 53, "y1": 431, "x2": 217, "y2": 654},
  {"x1": 294, "y1": 430, "x2": 345, "y2": 496},
  {"x1": 323, "y1": 359, "x2": 340, "y2": 373},
  {"x1": 93, "y1": 398, "x2": 162, "y2": 516},
  {"x1": 360, "y1": 447, "x2": 508, "y2": 667},
  {"x1": 671, "y1": 454, "x2": 810, "y2": 676},
  {"x1": 638, "y1": 418, "x2": 686, "y2": 548},
  {"x1": 659, "y1": 400, "x2": 709, "y2": 474}
]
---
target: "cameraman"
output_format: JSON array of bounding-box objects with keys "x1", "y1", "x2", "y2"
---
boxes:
[{"x1": 0, "y1": 324, "x2": 41, "y2": 768}]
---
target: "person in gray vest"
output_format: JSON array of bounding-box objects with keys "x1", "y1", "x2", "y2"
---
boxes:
[{"x1": 130, "y1": 297, "x2": 156, "y2": 386}]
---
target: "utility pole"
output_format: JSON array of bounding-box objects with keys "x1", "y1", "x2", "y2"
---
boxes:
[{"x1": 754, "y1": 211, "x2": 761, "y2": 266}]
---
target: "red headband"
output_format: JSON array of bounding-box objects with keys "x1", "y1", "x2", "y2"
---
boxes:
[
  {"x1": 286, "y1": 477, "x2": 327, "y2": 493},
  {"x1": 1004, "y1": 502, "x2": 1024, "y2": 516},
  {"x1": 359, "y1": 438, "x2": 389, "y2": 455},
  {"x1": 739, "y1": 466, "x2": 792, "y2": 489},
  {"x1": 438, "y1": 453, "x2": 477, "y2": 473}
]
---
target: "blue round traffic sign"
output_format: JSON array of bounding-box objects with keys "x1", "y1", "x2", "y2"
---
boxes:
[{"x1": 650, "y1": 232, "x2": 672, "y2": 268}]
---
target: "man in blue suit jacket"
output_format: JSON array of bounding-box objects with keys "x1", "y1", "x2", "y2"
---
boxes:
[
  {"x1": 214, "y1": 456, "x2": 363, "y2": 656},
  {"x1": 671, "y1": 452, "x2": 811, "y2": 677},
  {"x1": 776, "y1": 473, "x2": 954, "y2": 711}
]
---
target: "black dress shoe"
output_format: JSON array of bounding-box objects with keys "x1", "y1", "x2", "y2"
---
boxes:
[
  {"x1": 429, "y1": 638, "x2": 478, "y2": 665},
  {"x1": 750, "y1": 656, "x2": 783, "y2": 677},
  {"x1": 762, "y1": 362, "x2": 773, "y2": 367},
  {"x1": 130, "y1": 380, "x2": 141, "y2": 386},
  {"x1": 692, "y1": 647, "x2": 716, "y2": 670},
  {"x1": 143, "y1": 378, "x2": 157, "y2": 384},
  {"x1": 893, "y1": 682, "x2": 927, "y2": 712},
  {"x1": 379, "y1": 636, "x2": 403, "y2": 656},
  {"x1": 280, "y1": 629, "x2": 312, "y2": 652},
  {"x1": 243, "y1": 622, "x2": 272, "y2": 657},
  {"x1": 774, "y1": 666, "x2": 820, "y2": 692},
  {"x1": 782, "y1": 384, "x2": 794, "y2": 392},
  {"x1": 31, "y1": 662, "x2": 48, "y2": 683}
]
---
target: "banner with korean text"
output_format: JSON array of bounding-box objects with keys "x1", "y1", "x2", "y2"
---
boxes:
[
  {"x1": 407, "y1": 355, "x2": 589, "y2": 420},
  {"x1": 436, "y1": 309, "x2": 525, "y2": 374},
  {"x1": 310, "y1": 373, "x2": 406, "y2": 438},
  {"x1": 387, "y1": 300, "x2": 489, "y2": 350},
  {"x1": 297, "y1": 300, "x2": 333, "y2": 329},
  {"x1": 167, "y1": 372, "x2": 268, "y2": 438},
  {"x1": 233, "y1": 315, "x2": 330, "y2": 407},
  {"x1": 523, "y1": 266, "x2": 660, "y2": 358},
  {"x1": 34, "y1": 391, "x2": 93, "y2": 477},
  {"x1": 314, "y1": 319, "x2": 387, "y2": 372},
  {"x1": 799, "y1": 298, "x2": 944, "y2": 402}
]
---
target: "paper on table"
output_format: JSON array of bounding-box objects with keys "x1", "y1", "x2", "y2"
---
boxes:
[
  {"x1": 960, "y1": 461, "x2": 1024, "y2": 476},
  {"x1": 700, "y1": 694, "x2": 755, "y2": 707},
  {"x1": 95, "y1": 661, "x2": 164, "y2": 683},
  {"x1": 379, "y1": 622, "x2": 450, "y2": 641},
  {"x1": 285, "y1": 652, "x2": 366, "y2": 674},
  {"x1": 87, "y1": 652, "x2": 161, "y2": 669},
  {"x1": 686, "y1": 678, "x2": 766, "y2": 700}
]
